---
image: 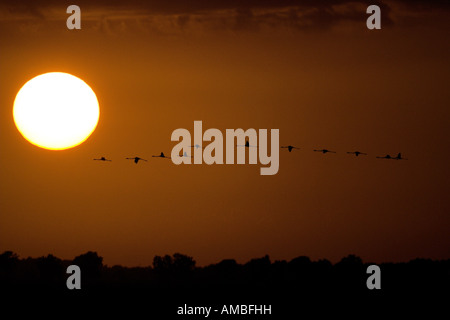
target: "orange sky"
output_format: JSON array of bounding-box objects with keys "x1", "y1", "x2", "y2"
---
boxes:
[{"x1": 0, "y1": 0, "x2": 449, "y2": 266}]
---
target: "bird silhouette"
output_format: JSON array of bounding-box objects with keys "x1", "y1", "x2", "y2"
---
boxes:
[
  {"x1": 347, "y1": 151, "x2": 367, "y2": 157},
  {"x1": 126, "y1": 157, "x2": 147, "y2": 164},
  {"x1": 238, "y1": 141, "x2": 257, "y2": 148},
  {"x1": 93, "y1": 157, "x2": 112, "y2": 161},
  {"x1": 393, "y1": 153, "x2": 408, "y2": 160},
  {"x1": 376, "y1": 154, "x2": 392, "y2": 159},
  {"x1": 180, "y1": 151, "x2": 193, "y2": 158},
  {"x1": 152, "y1": 152, "x2": 171, "y2": 159},
  {"x1": 190, "y1": 144, "x2": 204, "y2": 149},
  {"x1": 314, "y1": 149, "x2": 336, "y2": 154},
  {"x1": 281, "y1": 145, "x2": 300, "y2": 152}
]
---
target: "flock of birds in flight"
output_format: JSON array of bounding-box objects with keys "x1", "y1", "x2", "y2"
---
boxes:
[{"x1": 93, "y1": 142, "x2": 408, "y2": 163}]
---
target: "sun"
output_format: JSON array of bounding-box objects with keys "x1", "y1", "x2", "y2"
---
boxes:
[{"x1": 13, "y1": 72, "x2": 100, "y2": 150}]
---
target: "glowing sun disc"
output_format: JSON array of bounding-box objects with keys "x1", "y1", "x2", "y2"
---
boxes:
[{"x1": 13, "y1": 72, "x2": 100, "y2": 150}]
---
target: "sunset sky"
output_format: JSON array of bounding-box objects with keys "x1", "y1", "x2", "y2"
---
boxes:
[{"x1": 0, "y1": 0, "x2": 449, "y2": 267}]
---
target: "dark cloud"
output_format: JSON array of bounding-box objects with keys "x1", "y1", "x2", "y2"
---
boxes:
[
  {"x1": 9, "y1": 0, "x2": 445, "y2": 15},
  {"x1": 0, "y1": 0, "x2": 448, "y2": 34}
]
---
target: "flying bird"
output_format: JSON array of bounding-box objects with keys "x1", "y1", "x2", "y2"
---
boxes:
[
  {"x1": 393, "y1": 153, "x2": 408, "y2": 160},
  {"x1": 238, "y1": 141, "x2": 257, "y2": 148},
  {"x1": 314, "y1": 149, "x2": 336, "y2": 154},
  {"x1": 152, "y1": 152, "x2": 171, "y2": 159},
  {"x1": 376, "y1": 154, "x2": 392, "y2": 159},
  {"x1": 126, "y1": 157, "x2": 147, "y2": 164},
  {"x1": 347, "y1": 151, "x2": 367, "y2": 157},
  {"x1": 180, "y1": 151, "x2": 193, "y2": 158},
  {"x1": 281, "y1": 145, "x2": 300, "y2": 152},
  {"x1": 93, "y1": 157, "x2": 111, "y2": 161},
  {"x1": 190, "y1": 144, "x2": 204, "y2": 149}
]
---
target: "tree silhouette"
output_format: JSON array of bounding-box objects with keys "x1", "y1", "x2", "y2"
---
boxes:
[
  {"x1": 0, "y1": 251, "x2": 19, "y2": 284},
  {"x1": 0, "y1": 251, "x2": 19, "y2": 270},
  {"x1": 334, "y1": 254, "x2": 365, "y2": 290},
  {"x1": 153, "y1": 254, "x2": 173, "y2": 273},
  {"x1": 153, "y1": 253, "x2": 196, "y2": 274},
  {"x1": 36, "y1": 254, "x2": 64, "y2": 286},
  {"x1": 72, "y1": 251, "x2": 103, "y2": 286},
  {"x1": 0, "y1": 249, "x2": 447, "y2": 314},
  {"x1": 172, "y1": 253, "x2": 196, "y2": 273}
]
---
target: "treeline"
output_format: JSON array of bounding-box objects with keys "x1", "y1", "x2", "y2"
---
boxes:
[{"x1": 1, "y1": 250, "x2": 448, "y2": 295}]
